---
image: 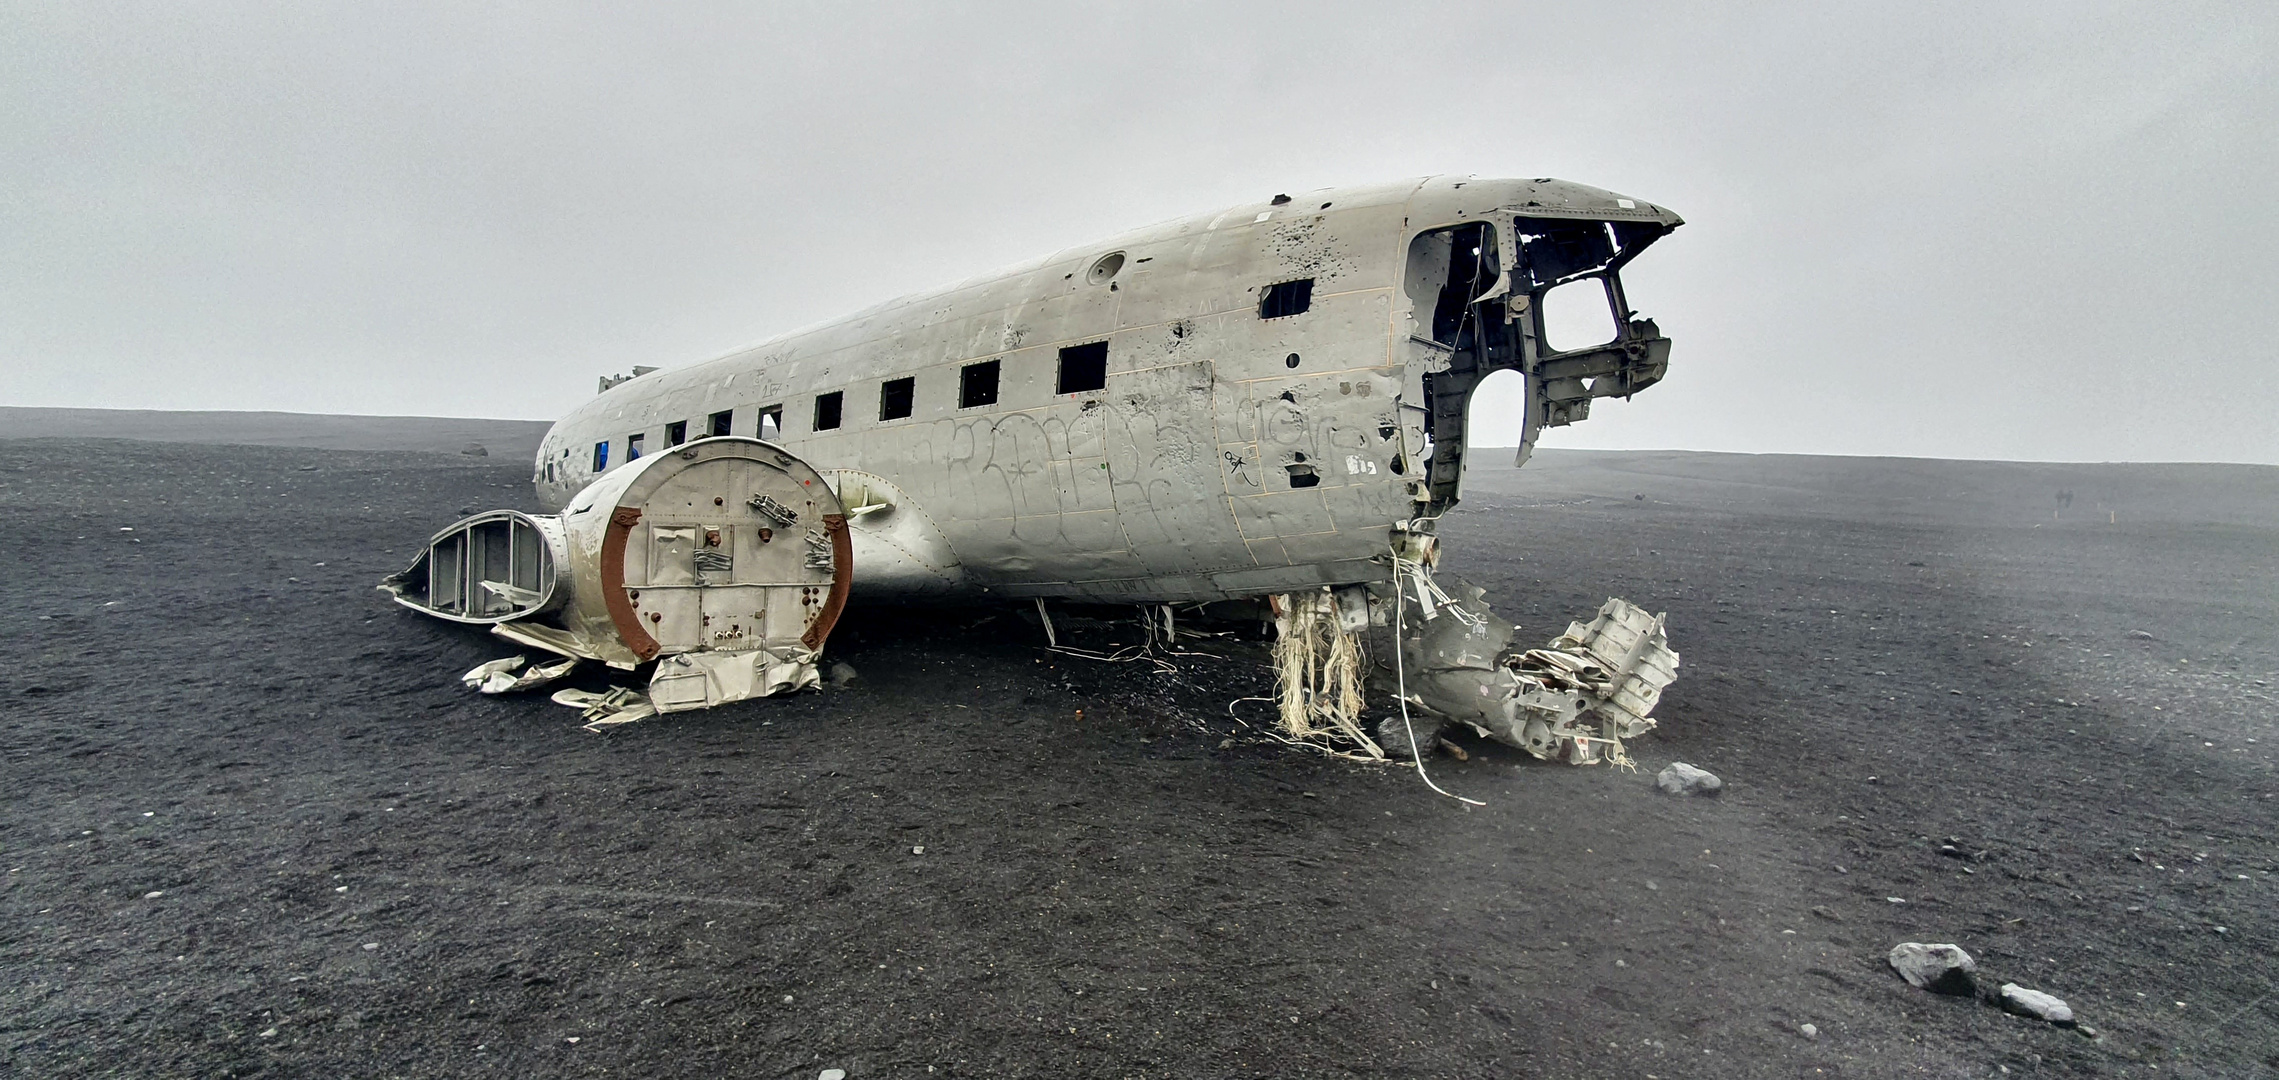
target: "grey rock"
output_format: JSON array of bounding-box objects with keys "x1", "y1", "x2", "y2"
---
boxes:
[
  {"x1": 827, "y1": 661, "x2": 858, "y2": 689},
  {"x1": 1656, "y1": 762, "x2": 1723, "y2": 796},
  {"x1": 460, "y1": 443, "x2": 489, "y2": 457},
  {"x1": 2128, "y1": 630, "x2": 2155, "y2": 640},
  {"x1": 1799, "y1": 1022, "x2": 1819, "y2": 1040},
  {"x1": 1999, "y1": 983, "x2": 2075, "y2": 1025},
  {"x1": 1887, "y1": 942, "x2": 1977, "y2": 995},
  {"x1": 1374, "y1": 715, "x2": 1444, "y2": 761}
]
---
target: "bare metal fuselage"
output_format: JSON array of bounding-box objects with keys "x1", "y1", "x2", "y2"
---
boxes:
[{"x1": 534, "y1": 176, "x2": 1681, "y2": 604}]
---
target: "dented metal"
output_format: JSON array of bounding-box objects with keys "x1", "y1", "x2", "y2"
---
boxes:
[{"x1": 389, "y1": 177, "x2": 1684, "y2": 734}]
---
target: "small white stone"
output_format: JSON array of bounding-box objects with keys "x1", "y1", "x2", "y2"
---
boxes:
[
  {"x1": 819, "y1": 1070, "x2": 847, "y2": 1080},
  {"x1": 912, "y1": 846, "x2": 925, "y2": 855},
  {"x1": 361, "y1": 943, "x2": 379, "y2": 951},
  {"x1": 143, "y1": 891, "x2": 164, "y2": 899},
  {"x1": 258, "y1": 1027, "x2": 277, "y2": 1038},
  {"x1": 1999, "y1": 983, "x2": 2075, "y2": 1025},
  {"x1": 1799, "y1": 1022, "x2": 1819, "y2": 1040}
]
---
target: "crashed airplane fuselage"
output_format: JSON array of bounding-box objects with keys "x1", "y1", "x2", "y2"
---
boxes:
[
  {"x1": 536, "y1": 176, "x2": 1679, "y2": 602},
  {"x1": 387, "y1": 176, "x2": 1683, "y2": 740}
]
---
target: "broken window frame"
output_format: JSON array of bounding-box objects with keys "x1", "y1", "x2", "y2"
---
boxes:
[
  {"x1": 879, "y1": 376, "x2": 915, "y2": 421},
  {"x1": 1259, "y1": 278, "x2": 1314, "y2": 320},
  {"x1": 813, "y1": 391, "x2": 843, "y2": 431},
  {"x1": 1056, "y1": 341, "x2": 1108, "y2": 394},
  {"x1": 758, "y1": 404, "x2": 783, "y2": 440},
  {"x1": 959, "y1": 360, "x2": 1000, "y2": 409},
  {"x1": 707, "y1": 409, "x2": 734, "y2": 438}
]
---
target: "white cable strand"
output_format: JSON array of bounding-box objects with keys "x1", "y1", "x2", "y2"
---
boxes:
[{"x1": 1391, "y1": 546, "x2": 1485, "y2": 807}]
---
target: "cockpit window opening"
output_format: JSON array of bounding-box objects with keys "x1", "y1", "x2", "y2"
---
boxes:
[
  {"x1": 813, "y1": 392, "x2": 843, "y2": 431},
  {"x1": 627, "y1": 432, "x2": 646, "y2": 460},
  {"x1": 879, "y1": 377, "x2": 915, "y2": 421},
  {"x1": 665, "y1": 420, "x2": 687, "y2": 446},
  {"x1": 1259, "y1": 278, "x2": 1313, "y2": 319},
  {"x1": 960, "y1": 360, "x2": 1000, "y2": 408},
  {"x1": 1057, "y1": 342, "x2": 1107, "y2": 394},
  {"x1": 759, "y1": 404, "x2": 783, "y2": 439},
  {"x1": 707, "y1": 408, "x2": 733, "y2": 437},
  {"x1": 1514, "y1": 218, "x2": 1619, "y2": 290},
  {"x1": 593, "y1": 440, "x2": 610, "y2": 472},
  {"x1": 1540, "y1": 276, "x2": 1621, "y2": 353}
]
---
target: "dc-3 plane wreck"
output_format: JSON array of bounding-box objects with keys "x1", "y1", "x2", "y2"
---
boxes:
[{"x1": 382, "y1": 176, "x2": 1682, "y2": 768}]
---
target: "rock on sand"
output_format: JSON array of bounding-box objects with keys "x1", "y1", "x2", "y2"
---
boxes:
[
  {"x1": 1656, "y1": 762, "x2": 1723, "y2": 796},
  {"x1": 1887, "y1": 942, "x2": 1977, "y2": 995}
]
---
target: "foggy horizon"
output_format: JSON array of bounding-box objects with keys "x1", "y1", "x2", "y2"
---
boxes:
[{"x1": 5, "y1": 3, "x2": 2274, "y2": 464}]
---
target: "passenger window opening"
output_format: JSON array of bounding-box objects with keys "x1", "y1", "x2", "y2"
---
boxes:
[
  {"x1": 813, "y1": 392, "x2": 843, "y2": 431},
  {"x1": 593, "y1": 441, "x2": 610, "y2": 472},
  {"x1": 960, "y1": 360, "x2": 1000, "y2": 408},
  {"x1": 626, "y1": 432, "x2": 646, "y2": 460},
  {"x1": 1540, "y1": 276, "x2": 1620, "y2": 353},
  {"x1": 879, "y1": 377, "x2": 915, "y2": 420},
  {"x1": 759, "y1": 404, "x2": 783, "y2": 439},
  {"x1": 707, "y1": 409, "x2": 733, "y2": 437},
  {"x1": 1285, "y1": 462, "x2": 1320, "y2": 488},
  {"x1": 665, "y1": 420, "x2": 687, "y2": 446},
  {"x1": 1057, "y1": 342, "x2": 1107, "y2": 394},
  {"x1": 1259, "y1": 278, "x2": 1313, "y2": 319}
]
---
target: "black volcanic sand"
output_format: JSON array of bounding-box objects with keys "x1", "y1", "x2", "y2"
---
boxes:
[{"x1": 2, "y1": 436, "x2": 2274, "y2": 1078}]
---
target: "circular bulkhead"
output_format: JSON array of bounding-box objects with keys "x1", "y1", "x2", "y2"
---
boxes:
[{"x1": 555, "y1": 437, "x2": 852, "y2": 662}]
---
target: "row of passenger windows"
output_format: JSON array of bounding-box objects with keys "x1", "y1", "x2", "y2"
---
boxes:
[
  {"x1": 565, "y1": 275, "x2": 1318, "y2": 480},
  {"x1": 572, "y1": 341, "x2": 1116, "y2": 477}
]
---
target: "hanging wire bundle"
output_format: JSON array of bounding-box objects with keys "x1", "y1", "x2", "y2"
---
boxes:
[{"x1": 1269, "y1": 590, "x2": 1382, "y2": 758}]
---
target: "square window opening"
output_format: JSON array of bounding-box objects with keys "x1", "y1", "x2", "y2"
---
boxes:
[
  {"x1": 665, "y1": 420, "x2": 687, "y2": 446},
  {"x1": 960, "y1": 360, "x2": 1000, "y2": 408},
  {"x1": 1259, "y1": 278, "x2": 1314, "y2": 319},
  {"x1": 759, "y1": 404, "x2": 783, "y2": 439},
  {"x1": 707, "y1": 409, "x2": 734, "y2": 437},
  {"x1": 813, "y1": 392, "x2": 843, "y2": 431},
  {"x1": 1057, "y1": 341, "x2": 1108, "y2": 394},
  {"x1": 879, "y1": 377, "x2": 915, "y2": 421},
  {"x1": 627, "y1": 432, "x2": 646, "y2": 460},
  {"x1": 593, "y1": 441, "x2": 610, "y2": 471}
]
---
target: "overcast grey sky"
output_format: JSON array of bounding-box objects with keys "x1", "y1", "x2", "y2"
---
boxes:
[{"x1": 4, "y1": 2, "x2": 2273, "y2": 462}]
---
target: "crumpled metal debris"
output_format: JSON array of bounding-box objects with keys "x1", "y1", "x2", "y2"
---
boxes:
[
  {"x1": 552, "y1": 686, "x2": 658, "y2": 731},
  {"x1": 1396, "y1": 582, "x2": 1678, "y2": 765},
  {"x1": 459, "y1": 655, "x2": 580, "y2": 695},
  {"x1": 647, "y1": 647, "x2": 821, "y2": 713}
]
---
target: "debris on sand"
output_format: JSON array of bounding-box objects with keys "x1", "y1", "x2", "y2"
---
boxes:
[
  {"x1": 1999, "y1": 983, "x2": 2075, "y2": 1025},
  {"x1": 2128, "y1": 630, "x2": 2155, "y2": 640},
  {"x1": 460, "y1": 443, "x2": 488, "y2": 457},
  {"x1": 1387, "y1": 582, "x2": 1679, "y2": 766},
  {"x1": 819, "y1": 1070, "x2": 847, "y2": 1080},
  {"x1": 1656, "y1": 762, "x2": 1722, "y2": 796},
  {"x1": 461, "y1": 655, "x2": 579, "y2": 695},
  {"x1": 554, "y1": 686, "x2": 658, "y2": 731},
  {"x1": 827, "y1": 661, "x2": 859, "y2": 689},
  {"x1": 1888, "y1": 942, "x2": 1977, "y2": 995},
  {"x1": 1798, "y1": 1022, "x2": 1819, "y2": 1040}
]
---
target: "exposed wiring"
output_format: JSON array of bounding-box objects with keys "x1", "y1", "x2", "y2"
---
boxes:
[{"x1": 1391, "y1": 543, "x2": 1486, "y2": 807}]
